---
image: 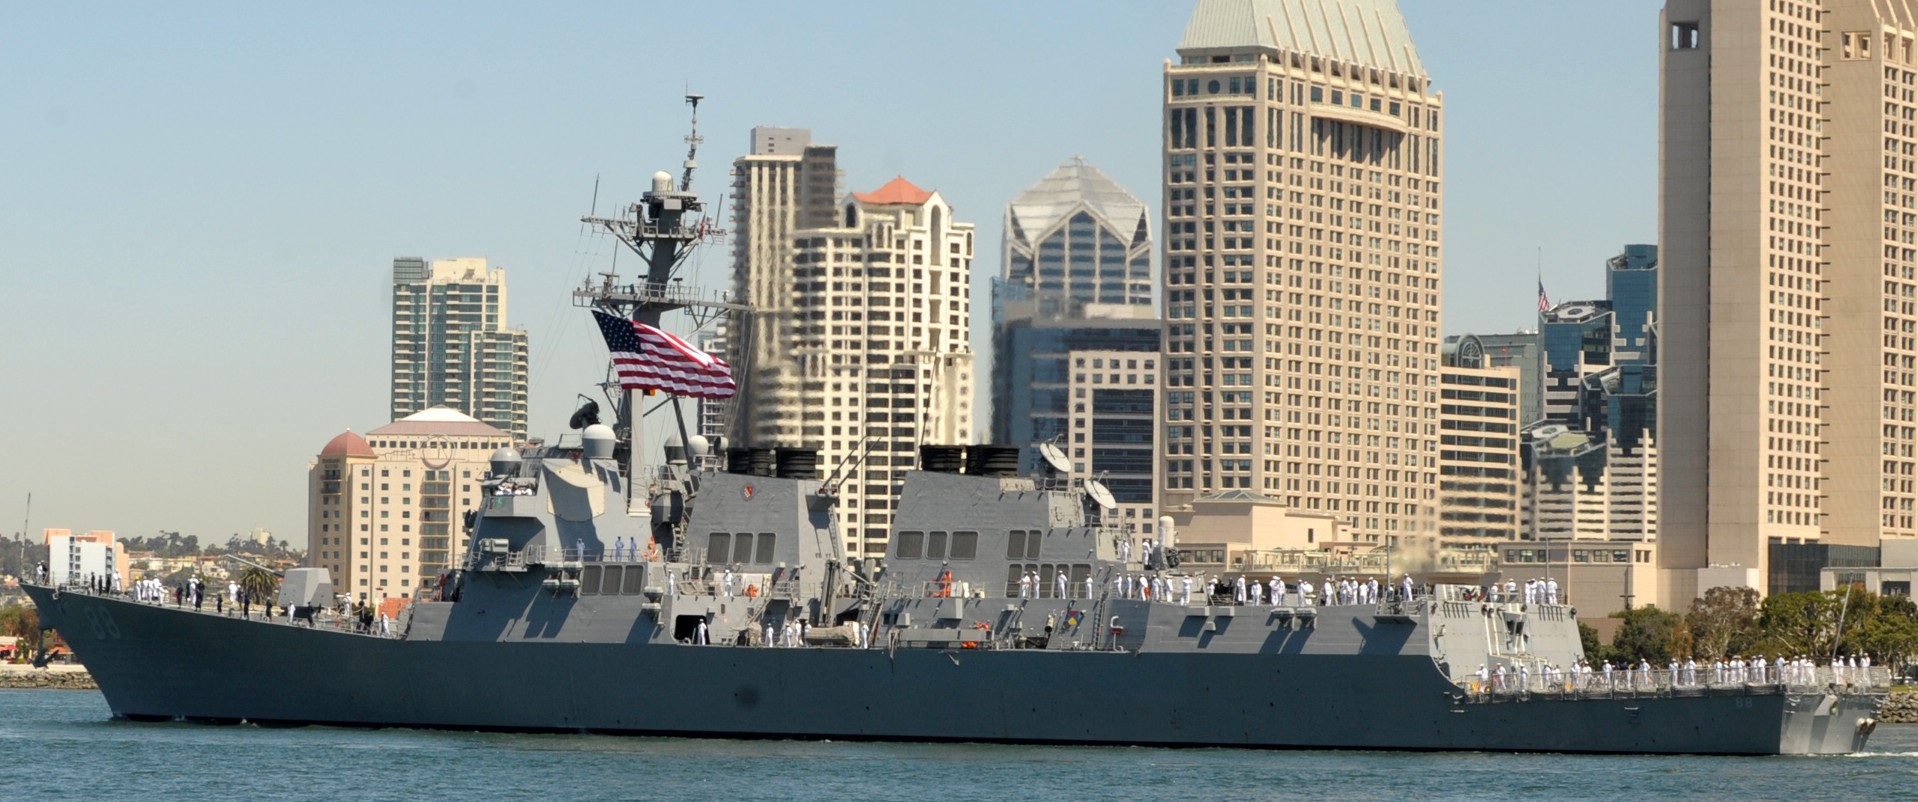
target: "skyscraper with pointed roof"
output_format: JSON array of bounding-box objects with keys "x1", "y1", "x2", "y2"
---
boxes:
[
  {"x1": 1002, "y1": 157, "x2": 1154, "y2": 316},
  {"x1": 1160, "y1": 0, "x2": 1444, "y2": 547},
  {"x1": 992, "y1": 158, "x2": 1162, "y2": 539}
]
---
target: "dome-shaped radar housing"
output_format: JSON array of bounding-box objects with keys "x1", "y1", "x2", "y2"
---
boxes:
[
  {"x1": 489, "y1": 446, "x2": 522, "y2": 478},
  {"x1": 582, "y1": 424, "x2": 617, "y2": 460},
  {"x1": 652, "y1": 171, "x2": 674, "y2": 193}
]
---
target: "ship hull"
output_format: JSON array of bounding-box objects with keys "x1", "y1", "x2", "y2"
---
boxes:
[{"x1": 24, "y1": 587, "x2": 1879, "y2": 755}]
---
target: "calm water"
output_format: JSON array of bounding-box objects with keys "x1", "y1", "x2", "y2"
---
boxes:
[{"x1": 5, "y1": 689, "x2": 1917, "y2": 801}]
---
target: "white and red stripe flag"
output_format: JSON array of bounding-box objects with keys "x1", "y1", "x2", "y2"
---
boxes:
[{"x1": 591, "y1": 310, "x2": 736, "y2": 399}]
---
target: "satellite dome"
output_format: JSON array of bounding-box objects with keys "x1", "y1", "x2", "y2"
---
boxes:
[
  {"x1": 582, "y1": 424, "x2": 616, "y2": 460},
  {"x1": 490, "y1": 446, "x2": 522, "y2": 478}
]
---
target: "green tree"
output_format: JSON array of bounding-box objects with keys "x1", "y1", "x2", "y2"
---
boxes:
[
  {"x1": 1610, "y1": 606, "x2": 1685, "y2": 665},
  {"x1": 1758, "y1": 588, "x2": 1875, "y2": 659},
  {"x1": 238, "y1": 566, "x2": 279, "y2": 609},
  {"x1": 1687, "y1": 586, "x2": 1761, "y2": 661},
  {"x1": 1578, "y1": 620, "x2": 1607, "y2": 664},
  {"x1": 0, "y1": 602, "x2": 38, "y2": 640},
  {"x1": 1854, "y1": 595, "x2": 1918, "y2": 673}
]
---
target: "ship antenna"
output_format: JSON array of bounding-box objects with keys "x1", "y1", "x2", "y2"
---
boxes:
[{"x1": 681, "y1": 92, "x2": 703, "y2": 193}]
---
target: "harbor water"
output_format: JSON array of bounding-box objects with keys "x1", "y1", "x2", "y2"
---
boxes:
[{"x1": 5, "y1": 688, "x2": 1915, "y2": 801}]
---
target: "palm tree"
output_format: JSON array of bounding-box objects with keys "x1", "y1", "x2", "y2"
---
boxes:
[{"x1": 238, "y1": 566, "x2": 279, "y2": 610}]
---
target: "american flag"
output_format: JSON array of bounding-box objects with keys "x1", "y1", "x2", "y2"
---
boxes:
[
  {"x1": 591, "y1": 310, "x2": 736, "y2": 399},
  {"x1": 1537, "y1": 281, "x2": 1551, "y2": 314}
]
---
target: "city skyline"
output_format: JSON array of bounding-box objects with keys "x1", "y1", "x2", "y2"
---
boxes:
[{"x1": 1, "y1": 2, "x2": 1663, "y2": 547}]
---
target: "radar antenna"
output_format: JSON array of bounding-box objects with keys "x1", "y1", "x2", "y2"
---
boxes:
[{"x1": 681, "y1": 93, "x2": 703, "y2": 192}]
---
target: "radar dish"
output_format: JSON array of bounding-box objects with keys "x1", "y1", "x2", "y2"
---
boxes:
[
  {"x1": 568, "y1": 400, "x2": 601, "y2": 430},
  {"x1": 1038, "y1": 442, "x2": 1071, "y2": 474},
  {"x1": 1085, "y1": 479, "x2": 1118, "y2": 510}
]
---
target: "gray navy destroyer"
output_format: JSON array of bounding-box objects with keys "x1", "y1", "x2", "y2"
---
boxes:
[{"x1": 22, "y1": 98, "x2": 1888, "y2": 755}]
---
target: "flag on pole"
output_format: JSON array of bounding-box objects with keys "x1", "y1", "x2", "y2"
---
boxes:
[
  {"x1": 591, "y1": 310, "x2": 736, "y2": 399},
  {"x1": 1537, "y1": 281, "x2": 1551, "y2": 314}
]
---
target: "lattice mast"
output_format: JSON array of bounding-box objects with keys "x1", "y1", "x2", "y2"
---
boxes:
[{"x1": 574, "y1": 95, "x2": 743, "y2": 509}]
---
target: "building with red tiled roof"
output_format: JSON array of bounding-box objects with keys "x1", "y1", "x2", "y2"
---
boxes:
[
  {"x1": 319, "y1": 430, "x2": 375, "y2": 459},
  {"x1": 308, "y1": 407, "x2": 513, "y2": 603},
  {"x1": 769, "y1": 175, "x2": 975, "y2": 557},
  {"x1": 851, "y1": 176, "x2": 934, "y2": 206}
]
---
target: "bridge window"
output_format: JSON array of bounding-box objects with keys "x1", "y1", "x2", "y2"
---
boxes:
[
  {"x1": 950, "y1": 531, "x2": 978, "y2": 560},
  {"x1": 896, "y1": 531, "x2": 924, "y2": 560}
]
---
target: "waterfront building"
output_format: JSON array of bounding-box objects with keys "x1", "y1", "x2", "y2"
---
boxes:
[
  {"x1": 726, "y1": 127, "x2": 841, "y2": 448},
  {"x1": 788, "y1": 177, "x2": 975, "y2": 555},
  {"x1": 1161, "y1": 0, "x2": 1445, "y2": 547},
  {"x1": 308, "y1": 408, "x2": 513, "y2": 601},
  {"x1": 1659, "y1": 0, "x2": 1911, "y2": 598},
  {"x1": 41, "y1": 529, "x2": 125, "y2": 589},
  {"x1": 992, "y1": 158, "x2": 1161, "y2": 539},
  {"x1": 389, "y1": 257, "x2": 529, "y2": 442}
]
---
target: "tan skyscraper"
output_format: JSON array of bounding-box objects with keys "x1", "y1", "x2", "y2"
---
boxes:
[
  {"x1": 1660, "y1": 0, "x2": 1917, "y2": 598},
  {"x1": 1162, "y1": 0, "x2": 1444, "y2": 546},
  {"x1": 792, "y1": 177, "x2": 975, "y2": 555},
  {"x1": 726, "y1": 127, "x2": 840, "y2": 448}
]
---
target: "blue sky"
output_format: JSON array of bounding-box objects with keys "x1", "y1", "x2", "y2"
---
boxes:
[{"x1": 0, "y1": 1, "x2": 1663, "y2": 548}]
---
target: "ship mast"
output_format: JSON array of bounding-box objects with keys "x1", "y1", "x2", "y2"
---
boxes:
[{"x1": 575, "y1": 94, "x2": 745, "y2": 511}]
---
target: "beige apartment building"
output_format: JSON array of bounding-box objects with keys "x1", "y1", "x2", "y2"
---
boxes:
[
  {"x1": 1162, "y1": 0, "x2": 1445, "y2": 547},
  {"x1": 1660, "y1": 0, "x2": 1918, "y2": 598},
  {"x1": 790, "y1": 177, "x2": 975, "y2": 555},
  {"x1": 308, "y1": 407, "x2": 513, "y2": 601},
  {"x1": 726, "y1": 127, "x2": 840, "y2": 448}
]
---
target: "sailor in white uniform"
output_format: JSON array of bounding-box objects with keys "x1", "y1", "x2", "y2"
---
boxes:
[
  {"x1": 1180, "y1": 575, "x2": 1193, "y2": 606},
  {"x1": 1055, "y1": 571, "x2": 1068, "y2": 600}
]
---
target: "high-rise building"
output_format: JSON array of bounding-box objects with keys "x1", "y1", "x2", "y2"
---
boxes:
[
  {"x1": 789, "y1": 177, "x2": 975, "y2": 555},
  {"x1": 991, "y1": 158, "x2": 1162, "y2": 538},
  {"x1": 1659, "y1": 0, "x2": 1912, "y2": 598},
  {"x1": 726, "y1": 127, "x2": 840, "y2": 447},
  {"x1": 994, "y1": 310, "x2": 1163, "y2": 538},
  {"x1": 389, "y1": 257, "x2": 529, "y2": 442},
  {"x1": 308, "y1": 408, "x2": 512, "y2": 601},
  {"x1": 1435, "y1": 355, "x2": 1521, "y2": 549},
  {"x1": 1002, "y1": 157, "x2": 1154, "y2": 317},
  {"x1": 1163, "y1": 0, "x2": 1444, "y2": 546}
]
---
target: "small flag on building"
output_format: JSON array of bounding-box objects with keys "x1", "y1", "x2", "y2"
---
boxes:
[
  {"x1": 591, "y1": 310, "x2": 736, "y2": 399},
  {"x1": 1537, "y1": 281, "x2": 1551, "y2": 314}
]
